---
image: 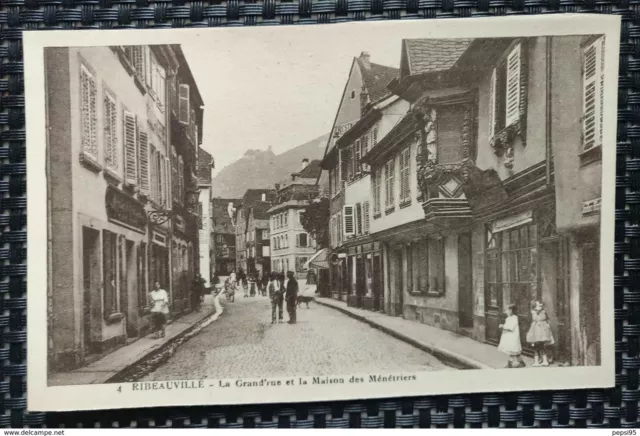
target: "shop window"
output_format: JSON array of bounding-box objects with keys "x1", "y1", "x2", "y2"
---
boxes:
[{"x1": 437, "y1": 105, "x2": 466, "y2": 164}]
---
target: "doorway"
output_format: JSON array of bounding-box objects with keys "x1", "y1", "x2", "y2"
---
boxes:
[
  {"x1": 82, "y1": 227, "x2": 100, "y2": 354},
  {"x1": 373, "y1": 254, "x2": 382, "y2": 311},
  {"x1": 356, "y1": 256, "x2": 365, "y2": 308},
  {"x1": 458, "y1": 233, "x2": 474, "y2": 328},
  {"x1": 124, "y1": 240, "x2": 137, "y2": 337}
]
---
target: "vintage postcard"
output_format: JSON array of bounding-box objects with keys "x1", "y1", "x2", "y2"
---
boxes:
[{"x1": 26, "y1": 14, "x2": 619, "y2": 412}]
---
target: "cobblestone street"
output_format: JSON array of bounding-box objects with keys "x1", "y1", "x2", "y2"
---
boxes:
[{"x1": 140, "y1": 295, "x2": 450, "y2": 381}]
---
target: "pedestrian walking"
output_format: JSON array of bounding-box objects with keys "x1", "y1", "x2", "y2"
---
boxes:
[
  {"x1": 285, "y1": 271, "x2": 298, "y2": 324},
  {"x1": 269, "y1": 272, "x2": 284, "y2": 324},
  {"x1": 149, "y1": 281, "x2": 169, "y2": 339},
  {"x1": 526, "y1": 300, "x2": 555, "y2": 367},
  {"x1": 498, "y1": 303, "x2": 525, "y2": 368}
]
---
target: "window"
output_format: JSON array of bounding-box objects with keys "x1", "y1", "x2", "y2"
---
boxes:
[
  {"x1": 436, "y1": 105, "x2": 467, "y2": 164},
  {"x1": 284, "y1": 212, "x2": 288, "y2": 227},
  {"x1": 350, "y1": 90, "x2": 356, "y2": 99},
  {"x1": 385, "y1": 158, "x2": 395, "y2": 210},
  {"x1": 298, "y1": 210, "x2": 303, "y2": 226},
  {"x1": 138, "y1": 131, "x2": 149, "y2": 194},
  {"x1": 349, "y1": 144, "x2": 356, "y2": 180},
  {"x1": 582, "y1": 36, "x2": 605, "y2": 151},
  {"x1": 363, "y1": 201, "x2": 370, "y2": 234},
  {"x1": 102, "y1": 229, "x2": 118, "y2": 317},
  {"x1": 103, "y1": 90, "x2": 118, "y2": 172},
  {"x1": 343, "y1": 205, "x2": 355, "y2": 236},
  {"x1": 150, "y1": 53, "x2": 166, "y2": 111},
  {"x1": 298, "y1": 233, "x2": 308, "y2": 247},
  {"x1": 178, "y1": 84, "x2": 190, "y2": 125},
  {"x1": 132, "y1": 46, "x2": 146, "y2": 81},
  {"x1": 361, "y1": 135, "x2": 370, "y2": 172},
  {"x1": 217, "y1": 235, "x2": 225, "y2": 243},
  {"x1": 171, "y1": 147, "x2": 179, "y2": 201},
  {"x1": 373, "y1": 167, "x2": 382, "y2": 216},
  {"x1": 408, "y1": 238, "x2": 445, "y2": 296},
  {"x1": 123, "y1": 110, "x2": 138, "y2": 186},
  {"x1": 399, "y1": 147, "x2": 411, "y2": 204},
  {"x1": 489, "y1": 42, "x2": 525, "y2": 137},
  {"x1": 340, "y1": 147, "x2": 351, "y2": 182},
  {"x1": 178, "y1": 156, "x2": 185, "y2": 203},
  {"x1": 337, "y1": 212, "x2": 343, "y2": 245},
  {"x1": 373, "y1": 127, "x2": 379, "y2": 146},
  {"x1": 354, "y1": 139, "x2": 362, "y2": 175},
  {"x1": 356, "y1": 202, "x2": 362, "y2": 235},
  {"x1": 150, "y1": 144, "x2": 157, "y2": 201},
  {"x1": 330, "y1": 167, "x2": 339, "y2": 196},
  {"x1": 80, "y1": 64, "x2": 98, "y2": 161},
  {"x1": 285, "y1": 235, "x2": 289, "y2": 248}
]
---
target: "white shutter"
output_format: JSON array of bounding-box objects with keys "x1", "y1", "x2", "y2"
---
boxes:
[
  {"x1": 150, "y1": 144, "x2": 157, "y2": 201},
  {"x1": 489, "y1": 68, "x2": 496, "y2": 138},
  {"x1": 178, "y1": 156, "x2": 185, "y2": 202},
  {"x1": 178, "y1": 84, "x2": 190, "y2": 125},
  {"x1": 138, "y1": 131, "x2": 149, "y2": 193},
  {"x1": 103, "y1": 92, "x2": 117, "y2": 170},
  {"x1": 583, "y1": 37, "x2": 604, "y2": 151},
  {"x1": 505, "y1": 43, "x2": 522, "y2": 127},
  {"x1": 123, "y1": 111, "x2": 138, "y2": 185},
  {"x1": 355, "y1": 202, "x2": 362, "y2": 235},
  {"x1": 343, "y1": 205, "x2": 355, "y2": 236},
  {"x1": 80, "y1": 65, "x2": 98, "y2": 160},
  {"x1": 355, "y1": 139, "x2": 361, "y2": 174},
  {"x1": 363, "y1": 201, "x2": 370, "y2": 234}
]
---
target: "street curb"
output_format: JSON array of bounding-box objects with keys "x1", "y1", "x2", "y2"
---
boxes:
[
  {"x1": 105, "y1": 297, "x2": 224, "y2": 384},
  {"x1": 316, "y1": 299, "x2": 492, "y2": 371}
]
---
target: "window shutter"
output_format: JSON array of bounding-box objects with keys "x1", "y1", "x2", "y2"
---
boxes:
[
  {"x1": 80, "y1": 65, "x2": 98, "y2": 160},
  {"x1": 150, "y1": 144, "x2": 157, "y2": 201},
  {"x1": 138, "y1": 131, "x2": 149, "y2": 193},
  {"x1": 343, "y1": 205, "x2": 355, "y2": 236},
  {"x1": 103, "y1": 92, "x2": 117, "y2": 170},
  {"x1": 400, "y1": 148, "x2": 411, "y2": 202},
  {"x1": 164, "y1": 157, "x2": 171, "y2": 208},
  {"x1": 583, "y1": 37, "x2": 604, "y2": 151},
  {"x1": 178, "y1": 156, "x2": 185, "y2": 202},
  {"x1": 505, "y1": 43, "x2": 522, "y2": 127},
  {"x1": 489, "y1": 68, "x2": 496, "y2": 138},
  {"x1": 133, "y1": 46, "x2": 145, "y2": 79},
  {"x1": 340, "y1": 148, "x2": 349, "y2": 182},
  {"x1": 178, "y1": 84, "x2": 190, "y2": 125},
  {"x1": 123, "y1": 111, "x2": 138, "y2": 185},
  {"x1": 355, "y1": 140, "x2": 361, "y2": 174},
  {"x1": 171, "y1": 148, "x2": 179, "y2": 201},
  {"x1": 363, "y1": 201, "x2": 370, "y2": 234}
]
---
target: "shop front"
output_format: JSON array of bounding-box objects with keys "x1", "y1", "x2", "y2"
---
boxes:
[{"x1": 343, "y1": 242, "x2": 383, "y2": 311}]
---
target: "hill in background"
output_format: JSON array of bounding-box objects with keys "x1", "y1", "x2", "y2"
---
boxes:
[{"x1": 210, "y1": 133, "x2": 329, "y2": 198}]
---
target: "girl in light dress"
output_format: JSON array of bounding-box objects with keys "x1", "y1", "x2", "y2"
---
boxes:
[
  {"x1": 526, "y1": 300, "x2": 555, "y2": 366},
  {"x1": 498, "y1": 304, "x2": 526, "y2": 368},
  {"x1": 149, "y1": 281, "x2": 169, "y2": 339}
]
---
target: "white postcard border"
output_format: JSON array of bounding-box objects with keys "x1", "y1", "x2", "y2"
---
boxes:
[{"x1": 25, "y1": 14, "x2": 619, "y2": 412}]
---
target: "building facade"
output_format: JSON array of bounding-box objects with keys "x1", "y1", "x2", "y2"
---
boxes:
[
  {"x1": 269, "y1": 160, "x2": 323, "y2": 279},
  {"x1": 197, "y1": 147, "x2": 215, "y2": 287},
  {"x1": 245, "y1": 203, "x2": 272, "y2": 278},
  {"x1": 359, "y1": 36, "x2": 603, "y2": 365},
  {"x1": 321, "y1": 52, "x2": 399, "y2": 301},
  {"x1": 46, "y1": 44, "x2": 203, "y2": 371},
  {"x1": 211, "y1": 198, "x2": 238, "y2": 277},
  {"x1": 235, "y1": 189, "x2": 275, "y2": 274}
]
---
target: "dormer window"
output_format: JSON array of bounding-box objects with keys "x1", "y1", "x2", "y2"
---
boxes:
[{"x1": 350, "y1": 90, "x2": 356, "y2": 99}]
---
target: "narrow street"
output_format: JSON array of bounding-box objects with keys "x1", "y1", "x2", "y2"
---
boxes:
[{"x1": 140, "y1": 295, "x2": 451, "y2": 381}]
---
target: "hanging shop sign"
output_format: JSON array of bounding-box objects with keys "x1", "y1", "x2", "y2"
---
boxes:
[{"x1": 105, "y1": 186, "x2": 147, "y2": 233}]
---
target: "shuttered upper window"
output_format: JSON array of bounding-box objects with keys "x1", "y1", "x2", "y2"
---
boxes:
[
  {"x1": 178, "y1": 84, "x2": 190, "y2": 125},
  {"x1": 178, "y1": 155, "x2": 185, "y2": 204},
  {"x1": 363, "y1": 201, "x2": 370, "y2": 234},
  {"x1": 343, "y1": 205, "x2": 355, "y2": 236},
  {"x1": 123, "y1": 110, "x2": 138, "y2": 186},
  {"x1": 385, "y1": 159, "x2": 395, "y2": 210},
  {"x1": 489, "y1": 42, "x2": 525, "y2": 138},
  {"x1": 399, "y1": 147, "x2": 411, "y2": 204},
  {"x1": 582, "y1": 36, "x2": 605, "y2": 151},
  {"x1": 138, "y1": 131, "x2": 149, "y2": 193},
  {"x1": 80, "y1": 64, "x2": 98, "y2": 161},
  {"x1": 373, "y1": 167, "x2": 382, "y2": 216},
  {"x1": 103, "y1": 89, "x2": 118, "y2": 171}
]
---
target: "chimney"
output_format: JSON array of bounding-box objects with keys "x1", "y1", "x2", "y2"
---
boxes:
[
  {"x1": 301, "y1": 158, "x2": 309, "y2": 171},
  {"x1": 261, "y1": 193, "x2": 266, "y2": 202},
  {"x1": 275, "y1": 183, "x2": 281, "y2": 191},
  {"x1": 359, "y1": 51, "x2": 371, "y2": 70}
]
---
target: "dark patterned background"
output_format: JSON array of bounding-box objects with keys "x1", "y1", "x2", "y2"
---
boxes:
[{"x1": 0, "y1": 3, "x2": 636, "y2": 428}]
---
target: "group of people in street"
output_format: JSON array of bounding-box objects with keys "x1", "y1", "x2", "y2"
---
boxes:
[{"x1": 267, "y1": 271, "x2": 298, "y2": 324}]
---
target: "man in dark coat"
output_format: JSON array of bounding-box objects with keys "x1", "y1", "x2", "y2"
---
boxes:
[{"x1": 285, "y1": 271, "x2": 298, "y2": 324}]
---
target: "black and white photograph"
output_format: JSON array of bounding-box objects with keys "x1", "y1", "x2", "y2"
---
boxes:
[{"x1": 26, "y1": 15, "x2": 619, "y2": 412}]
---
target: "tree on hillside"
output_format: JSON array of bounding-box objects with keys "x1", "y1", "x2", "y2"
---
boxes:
[{"x1": 300, "y1": 197, "x2": 330, "y2": 248}]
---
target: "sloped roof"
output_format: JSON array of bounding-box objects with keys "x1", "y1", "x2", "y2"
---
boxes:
[
  {"x1": 250, "y1": 202, "x2": 273, "y2": 221},
  {"x1": 293, "y1": 159, "x2": 322, "y2": 179},
  {"x1": 242, "y1": 189, "x2": 276, "y2": 206},
  {"x1": 211, "y1": 198, "x2": 239, "y2": 234},
  {"x1": 197, "y1": 147, "x2": 214, "y2": 186},
  {"x1": 401, "y1": 39, "x2": 473, "y2": 79},
  {"x1": 357, "y1": 58, "x2": 399, "y2": 103}
]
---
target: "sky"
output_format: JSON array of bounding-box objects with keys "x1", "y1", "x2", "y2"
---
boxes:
[{"x1": 180, "y1": 22, "x2": 436, "y2": 172}]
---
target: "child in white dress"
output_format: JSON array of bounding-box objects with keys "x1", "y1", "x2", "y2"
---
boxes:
[{"x1": 498, "y1": 304, "x2": 525, "y2": 368}]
